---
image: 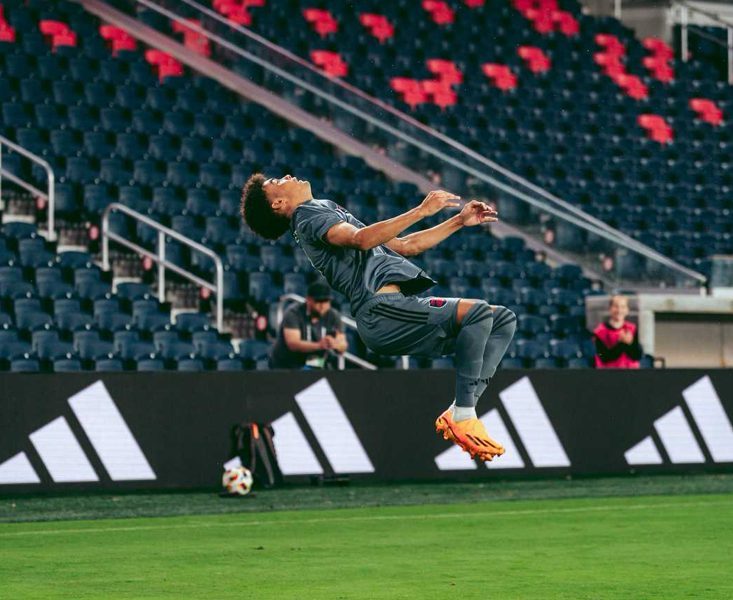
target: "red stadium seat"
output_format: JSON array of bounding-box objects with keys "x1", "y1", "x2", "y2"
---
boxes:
[
  {"x1": 52, "y1": 31, "x2": 77, "y2": 49},
  {"x1": 614, "y1": 73, "x2": 648, "y2": 99},
  {"x1": 642, "y1": 41, "x2": 674, "y2": 83},
  {"x1": 390, "y1": 77, "x2": 422, "y2": 94},
  {"x1": 518, "y1": 46, "x2": 551, "y2": 73},
  {"x1": 112, "y1": 36, "x2": 137, "y2": 54},
  {"x1": 159, "y1": 61, "x2": 184, "y2": 80},
  {"x1": 303, "y1": 8, "x2": 338, "y2": 37},
  {"x1": 309, "y1": 50, "x2": 348, "y2": 77},
  {"x1": 100, "y1": 24, "x2": 131, "y2": 41},
  {"x1": 360, "y1": 14, "x2": 394, "y2": 43},
  {"x1": 145, "y1": 49, "x2": 184, "y2": 81},
  {"x1": 426, "y1": 59, "x2": 463, "y2": 84},
  {"x1": 642, "y1": 37, "x2": 674, "y2": 60},
  {"x1": 302, "y1": 8, "x2": 330, "y2": 23},
  {"x1": 0, "y1": 23, "x2": 15, "y2": 43},
  {"x1": 594, "y1": 34, "x2": 625, "y2": 55},
  {"x1": 552, "y1": 10, "x2": 579, "y2": 36},
  {"x1": 423, "y1": 1, "x2": 455, "y2": 25},
  {"x1": 527, "y1": 9, "x2": 554, "y2": 34},
  {"x1": 216, "y1": 2, "x2": 252, "y2": 26},
  {"x1": 359, "y1": 14, "x2": 384, "y2": 28},
  {"x1": 170, "y1": 19, "x2": 211, "y2": 56},
  {"x1": 402, "y1": 89, "x2": 429, "y2": 110},
  {"x1": 39, "y1": 20, "x2": 70, "y2": 37},
  {"x1": 145, "y1": 49, "x2": 174, "y2": 65},
  {"x1": 482, "y1": 63, "x2": 518, "y2": 90},
  {"x1": 690, "y1": 98, "x2": 724, "y2": 126},
  {"x1": 638, "y1": 114, "x2": 673, "y2": 143},
  {"x1": 101, "y1": 25, "x2": 138, "y2": 54},
  {"x1": 432, "y1": 88, "x2": 457, "y2": 109}
]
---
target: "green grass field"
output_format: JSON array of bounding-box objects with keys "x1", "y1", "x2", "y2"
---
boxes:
[{"x1": 2, "y1": 475, "x2": 733, "y2": 599}]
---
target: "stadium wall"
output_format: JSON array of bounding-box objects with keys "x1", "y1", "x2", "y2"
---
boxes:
[{"x1": 1, "y1": 370, "x2": 732, "y2": 494}]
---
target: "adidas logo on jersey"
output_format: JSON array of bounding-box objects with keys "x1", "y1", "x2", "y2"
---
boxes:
[
  {"x1": 625, "y1": 376, "x2": 733, "y2": 466},
  {"x1": 0, "y1": 381, "x2": 156, "y2": 485},
  {"x1": 434, "y1": 376, "x2": 571, "y2": 470}
]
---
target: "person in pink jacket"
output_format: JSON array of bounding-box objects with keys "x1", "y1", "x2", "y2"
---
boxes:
[{"x1": 593, "y1": 295, "x2": 642, "y2": 369}]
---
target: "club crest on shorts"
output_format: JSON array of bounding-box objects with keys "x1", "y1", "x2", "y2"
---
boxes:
[{"x1": 429, "y1": 298, "x2": 447, "y2": 308}]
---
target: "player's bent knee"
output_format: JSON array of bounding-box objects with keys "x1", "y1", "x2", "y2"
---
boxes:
[
  {"x1": 457, "y1": 299, "x2": 493, "y2": 327},
  {"x1": 491, "y1": 305, "x2": 517, "y2": 336}
]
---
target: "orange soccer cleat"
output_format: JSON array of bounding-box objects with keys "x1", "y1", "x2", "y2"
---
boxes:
[{"x1": 435, "y1": 408, "x2": 505, "y2": 461}]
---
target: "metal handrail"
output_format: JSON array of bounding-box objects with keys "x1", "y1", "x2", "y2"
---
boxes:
[
  {"x1": 101, "y1": 203, "x2": 225, "y2": 331},
  {"x1": 0, "y1": 135, "x2": 56, "y2": 240},
  {"x1": 276, "y1": 293, "x2": 377, "y2": 370},
  {"x1": 116, "y1": 0, "x2": 706, "y2": 288}
]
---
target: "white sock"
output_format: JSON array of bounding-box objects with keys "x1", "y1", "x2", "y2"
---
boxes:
[{"x1": 452, "y1": 405, "x2": 477, "y2": 422}]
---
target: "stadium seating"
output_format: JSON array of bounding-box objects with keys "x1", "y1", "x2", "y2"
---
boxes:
[
  {"x1": 0, "y1": 0, "x2": 602, "y2": 369},
  {"x1": 154, "y1": 0, "x2": 733, "y2": 276},
  {"x1": 0, "y1": 221, "x2": 243, "y2": 371}
]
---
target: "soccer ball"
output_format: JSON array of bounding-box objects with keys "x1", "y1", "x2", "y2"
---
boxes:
[{"x1": 222, "y1": 466, "x2": 254, "y2": 496}]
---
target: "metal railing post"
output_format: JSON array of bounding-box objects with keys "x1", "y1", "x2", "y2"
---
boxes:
[
  {"x1": 0, "y1": 142, "x2": 3, "y2": 208},
  {"x1": 681, "y1": 4, "x2": 689, "y2": 62},
  {"x1": 47, "y1": 169, "x2": 55, "y2": 241},
  {"x1": 0, "y1": 135, "x2": 56, "y2": 240},
  {"x1": 614, "y1": 0, "x2": 621, "y2": 20},
  {"x1": 102, "y1": 207, "x2": 110, "y2": 271},
  {"x1": 214, "y1": 257, "x2": 224, "y2": 332},
  {"x1": 728, "y1": 26, "x2": 733, "y2": 84},
  {"x1": 157, "y1": 230, "x2": 166, "y2": 303},
  {"x1": 102, "y1": 203, "x2": 225, "y2": 332}
]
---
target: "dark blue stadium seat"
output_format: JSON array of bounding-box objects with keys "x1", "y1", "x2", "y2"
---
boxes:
[
  {"x1": 10, "y1": 357, "x2": 40, "y2": 372},
  {"x1": 53, "y1": 357, "x2": 83, "y2": 372},
  {"x1": 534, "y1": 357, "x2": 560, "y2": 368},
  {"x1": 500, "y1": 357, "x2": 524, "y2": 369},
  {"x1": 216, "y1": 358, "x2": 244, "y2": 371},
  {"x1": 515, "y1": 339, "x2": 546, "y2": 361},
  {"x1": 239, "y1": 338, "x2": 270, "y2": 361},
  {"x1": 116, "y1": 282, "x2": 151, "y2": 301},
  {"x1": 177, "y1": 358, "x2": 204, "y2": 371},
  {"x1": 95, "y1": 357, "x2": 125, "y2": 371},
  {"x1": 136, "y1": 357, "x2": 165, "y2": 371}
]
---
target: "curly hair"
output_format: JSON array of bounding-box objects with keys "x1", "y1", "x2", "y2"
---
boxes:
[{"x1": 240, "y1": 173, "x2": 291, "y2": 240}]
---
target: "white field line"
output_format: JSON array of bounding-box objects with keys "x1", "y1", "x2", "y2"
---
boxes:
[{"x1": 0, "y1": 498, "x2": 730, "y2": 539}]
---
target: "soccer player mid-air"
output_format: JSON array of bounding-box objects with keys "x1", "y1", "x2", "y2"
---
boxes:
[{"x1": 241, "y1": 174, "x2": 517, "y2": 461}]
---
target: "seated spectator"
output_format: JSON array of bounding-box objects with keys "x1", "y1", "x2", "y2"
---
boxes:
[
  {"x1": 593, "y1": 295, "x2": 642, "y2": 369},
  {"x1": 269, "y1": 282, "x2": 347, "y2": 369}
]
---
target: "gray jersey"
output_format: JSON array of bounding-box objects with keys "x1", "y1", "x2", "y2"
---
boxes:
[{"x1": 291, "y1": 199, "x2": 436, "y2": 315}]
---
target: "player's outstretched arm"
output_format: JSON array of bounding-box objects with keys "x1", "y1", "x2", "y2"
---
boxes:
[
  {"x1": 388, "y1": 200, "x2": 498, "y2": 256},
  {"x1": 325, "y1": 190, "x2": 460, "y2": 250}
]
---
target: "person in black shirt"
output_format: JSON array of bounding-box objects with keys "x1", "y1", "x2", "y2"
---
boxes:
[{"x1": 269, "y1": 282, "x2": 347, "y2": 369}]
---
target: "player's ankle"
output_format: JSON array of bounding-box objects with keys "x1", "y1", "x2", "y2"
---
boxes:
[{"x1": 453, "y1": 406, "x2": 477, "y2": 422}]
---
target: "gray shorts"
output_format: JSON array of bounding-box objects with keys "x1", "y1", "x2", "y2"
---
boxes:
[{"x1": 355, "y1": 293, "x2": 461, "y2": 358}]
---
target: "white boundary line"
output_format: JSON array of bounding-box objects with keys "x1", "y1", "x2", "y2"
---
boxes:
[{"x1": 0, "y1": 498, "x2": 730, "y2": 538}]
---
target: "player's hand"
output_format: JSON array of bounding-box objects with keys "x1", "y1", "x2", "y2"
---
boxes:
[
  {"x1": 418, "y1": 190, "x2": 461, "y2": 218},
  {"x1": 618, "y1": 330, "x2": 633, "y2": 344},
  {"x1": 459, "y1": 200, "x2": 498, "y2": 227}
]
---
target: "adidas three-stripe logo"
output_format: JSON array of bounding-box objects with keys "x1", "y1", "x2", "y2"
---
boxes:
[
  {"x1": 0, "y1": 381, "x2": 156, "y2": 485},
  {"x1": 435, "y1": 376, "x2": 571, "y2": 470},
  {"x1": 625, "y1": 376, "x2": 733, "y2": 465},
  {"x1": 269, "y1": 378, "x2": 375, "y2": 475}
]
